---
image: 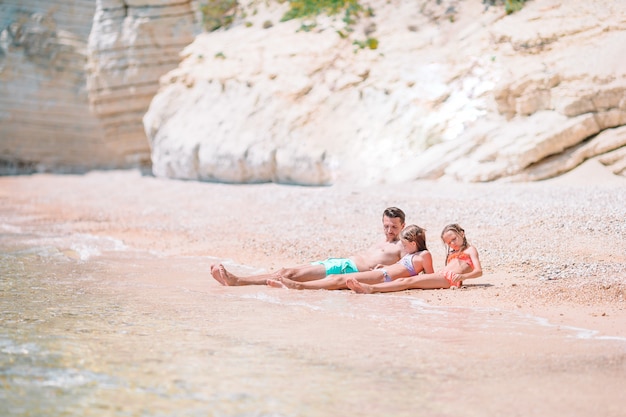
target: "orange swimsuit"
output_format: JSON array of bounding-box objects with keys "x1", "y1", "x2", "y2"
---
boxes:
[
  {"x1": 443, "y1": 251, "x2": 474, "y2": 288},
  {"x1": 447, "y1": 251, "x2": 474, "y2": 268}
]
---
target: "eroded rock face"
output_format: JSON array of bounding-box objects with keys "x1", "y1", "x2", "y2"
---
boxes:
[
  {"x1": 0, "y1": 0, "x2": 106, "y2": 173},
  {"x1": 145, "y1": 0, "x2": 626, "y2": 184},
  {"x1": 86, "y1": 0, "x2": 199, "y2": 168},
  {"x1": 0, "y1": 0, "x2": 198, "y2": 174}
]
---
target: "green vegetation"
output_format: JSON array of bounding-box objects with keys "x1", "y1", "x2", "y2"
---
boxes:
[
  {"x1": 200, "y1": 0, "x2": 239, "y2": 31},
  {"x1": 484, "y1": 0, "x2": 528, "y2": 15},
  {"x1": 281, "y1": 0, "x2": 376, "y2": 49},
  {"x1": 280, "y1": 0, "x2": 363, "y2": 22},
  {"x1": 200, "y1": 0, "x2": 529, "y2": 33},
  {"x1": 504, "y1": 0, "x2": 527, "y2": 14},
  {"x1": 199, "y1": 0, "x2": 378, "y2": 49},
  {"x1": 353, "y1": 37, "x2": 378, "y2": 50}
]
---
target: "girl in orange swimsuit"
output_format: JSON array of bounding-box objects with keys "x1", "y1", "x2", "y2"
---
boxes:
[
  {"x1": 444, "y1": 250, "x2": 475, "y2": 288},
  {"x1": 347, "y1": 223, "x2": 482, "y2": 294}
]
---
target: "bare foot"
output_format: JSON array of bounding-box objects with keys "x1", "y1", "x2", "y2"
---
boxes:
[
  {"x1": 267, "y1": 279, "x2": 287, "y2": 288},
  {"x1": 210, "y1": 264, "x2": 226, "y2": 286},
  {"x1": 346, "y1": 278, "x2": 374, "y2": 294},
  {"x1": 217, "y1": 264, "x2": 241, "y2": 286}
]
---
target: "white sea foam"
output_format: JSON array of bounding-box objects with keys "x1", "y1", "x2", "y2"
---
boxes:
[
  {"x1": 14, "y1": 233, "x2": 129, "y2": 261},
  {"x1": 0, "y1": 223, "x2": 22, "y2": 233}
]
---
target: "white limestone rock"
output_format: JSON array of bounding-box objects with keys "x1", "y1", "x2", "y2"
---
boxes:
[
  {"x1": 145, "y1": 0, "x2": 626, "y2": 184},
  {"x1": 2, "y1": 0, "x2": 624, "y2": 183}
]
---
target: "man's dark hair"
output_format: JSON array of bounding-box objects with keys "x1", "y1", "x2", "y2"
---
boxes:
[{"x1": 383, "y1": 207, "x2": 405, "y2": 224}]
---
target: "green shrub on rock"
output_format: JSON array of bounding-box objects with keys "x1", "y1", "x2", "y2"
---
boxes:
[
  {"x1": 280, "y1": 0, "x2": 363, "y2": 21},
  {"x1": 200, "y1": 0, "x2": 239, "y2": 31}
]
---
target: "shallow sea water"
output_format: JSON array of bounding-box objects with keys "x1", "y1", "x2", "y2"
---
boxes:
[{"x1": 1, "y1": 232, "x2": 625, "y2": 417}]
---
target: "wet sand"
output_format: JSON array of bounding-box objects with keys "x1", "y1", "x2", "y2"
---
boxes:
[{"x1": 1, "y1": 160, "x2": 626, "y2": 416}]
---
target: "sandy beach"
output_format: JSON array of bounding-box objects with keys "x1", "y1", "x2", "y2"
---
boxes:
[
  {"x1": 3, "y1": 160, "x2": 625, "y2": 337},
  {"x1": 1, "y1": 161, "x2": 626, "y2": 416}
]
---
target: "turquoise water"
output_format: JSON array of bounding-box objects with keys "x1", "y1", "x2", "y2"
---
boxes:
[{"x1": 1, "y1": 234, "x2": 626, "y2": 417}]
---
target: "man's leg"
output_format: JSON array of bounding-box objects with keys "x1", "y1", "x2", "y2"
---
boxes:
[
  {"x1": 211, "y1": 263, "x2": 326, "y2": 286},
  {"x1": 278, "y1": 264, "x2": 327, "y2": 282}
]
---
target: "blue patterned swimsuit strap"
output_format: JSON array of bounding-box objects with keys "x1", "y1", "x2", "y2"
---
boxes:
[{"x1": 382, "y1": 269, "x2": 392, "y2": 282}]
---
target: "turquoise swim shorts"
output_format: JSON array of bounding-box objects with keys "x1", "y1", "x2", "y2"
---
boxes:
[{"x1": 311, "y1": 258, "x2": 359, "y2": 275}]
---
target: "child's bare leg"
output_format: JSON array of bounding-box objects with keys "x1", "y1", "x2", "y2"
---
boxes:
[
  {"x1": 270, "y1": 269, "x2": 385, "y2": 290},
  {"x1": 400, "y1": 273, "x2": 451, "y2": 290},
  {"x1": 268, "y1": 275, "x2": 345, "y2": 290},
  {"x1": 351, "y1": 273, "x2": 450, "y2": 293},
  {"x1": 267, "y1": 278, "x2": 288, "y2": 289},
  {"x1": 348, "y1": 277, "x2": 410, "y2": 294},
  {"x1": 267, "y1": 277, "x2": 305, "y2": 289}
]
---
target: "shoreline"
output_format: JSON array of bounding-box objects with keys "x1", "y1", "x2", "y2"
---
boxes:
[{"x1": 2, "y1": 161, "x2": 625, "y2": 339}]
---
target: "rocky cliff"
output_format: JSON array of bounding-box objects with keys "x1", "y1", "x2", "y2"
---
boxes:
[
  {"x1": 0, "y1": 0, "x2": 198, "y2": 174},
  {"x1": 86, "y1": 0, "x2": 198, "y2": 169},
  {"x1": 145, "y1": 0, "x2": 626, "y2": 184},
  {"x1": 2, "y1": 0, "x2": 624, "y2": 184},
  {"x1": 0, "y1": 0, "x2": 101, "y2": 173}
]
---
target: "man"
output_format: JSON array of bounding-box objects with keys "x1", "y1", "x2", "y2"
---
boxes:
[{"x1": 210, "y1": 207, "x2": 406, "y2": 286}]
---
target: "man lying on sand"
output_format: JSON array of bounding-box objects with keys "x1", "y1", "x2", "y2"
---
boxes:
[{"x1": 210, "y1": 207, "x2": 406, "y2": 286}]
